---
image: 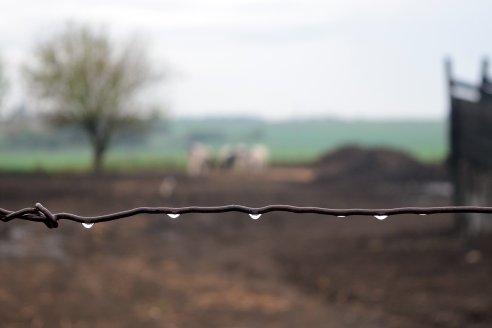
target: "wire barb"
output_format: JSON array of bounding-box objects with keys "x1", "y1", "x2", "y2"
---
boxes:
[
  {"x1": 35, "y1": 203, "x2": 59, "y2": 229},
  {"x1": 1, "y1": 204, "x2": 492, "y2": 229}
]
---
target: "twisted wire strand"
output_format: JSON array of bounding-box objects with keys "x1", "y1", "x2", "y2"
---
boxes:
[{"x1": 1, "y1": 203, "x2": 492, "y2": 229}]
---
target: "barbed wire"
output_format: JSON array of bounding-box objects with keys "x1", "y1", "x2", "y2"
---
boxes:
[{"x1": 1, "y1": 203, "x2": 492, "y2": 229}]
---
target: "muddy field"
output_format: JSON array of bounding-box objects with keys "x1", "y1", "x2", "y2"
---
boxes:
[{"x1": 0, "y1": 159, "x2": 491, "y2": 327}]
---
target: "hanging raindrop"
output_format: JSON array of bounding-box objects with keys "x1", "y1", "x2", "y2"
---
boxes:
[
  {"x1": 419, "y1": 213, "x2": 427, "y2": 216},
  {"x1": 249, "y1": 213, "x2": 261, "y2": 220},
  {"x1": 337, "y1": 215, "x2": 346, "y2": 218},
  {"x1": 374, "y1": 215, "x2": 388, "y2": 220},
  {"x1": 167, "y1": 213, "x2": 180, "y2": 219},
  {"x1": 82, "y1": 222, "x2": 94, "y2": 229}
]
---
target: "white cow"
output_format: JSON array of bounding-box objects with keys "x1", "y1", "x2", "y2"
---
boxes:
[
  {"x1": 218, "y1": 144, "x2": 269, "y2": 172},
  {"x1": 187, "y1": 143, "x2": 213, "y2": 176},
  {"x1": 248, "y1": 144, "x2": 269, "y2": 172}
]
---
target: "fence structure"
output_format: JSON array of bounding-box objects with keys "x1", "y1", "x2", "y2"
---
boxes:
[{"x1": 447, "y1": 58, "x2": 492, "y2": 234}]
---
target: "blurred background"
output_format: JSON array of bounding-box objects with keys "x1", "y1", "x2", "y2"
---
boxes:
[{"x1": 0, "y1": 1, "x2": 491, "y2": 327}]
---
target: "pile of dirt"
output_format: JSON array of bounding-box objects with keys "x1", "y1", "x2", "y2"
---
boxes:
[{"x1": 314, "y1": 145, "x2": 444, "y2": 182}]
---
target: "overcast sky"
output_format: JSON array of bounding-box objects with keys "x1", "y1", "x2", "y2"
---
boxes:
[{"x1": 1, "y1": 0, "x2": 491, "y2": 120}]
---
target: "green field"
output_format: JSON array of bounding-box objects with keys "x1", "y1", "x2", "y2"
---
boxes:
[{"x1": 0, "y1": 118, "x2": 447, "y2": 172}]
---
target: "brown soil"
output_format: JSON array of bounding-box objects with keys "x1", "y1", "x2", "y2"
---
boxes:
[{"x1": 0, "y1": 162, "x2": 490, "y2": 327}]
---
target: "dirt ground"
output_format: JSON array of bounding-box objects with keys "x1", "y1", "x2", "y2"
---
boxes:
[{"x1": 0, "y1": 163, "x2": 491, "y2": 327}]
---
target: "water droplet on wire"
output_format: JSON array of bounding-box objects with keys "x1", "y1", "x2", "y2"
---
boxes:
[
  {"x1": 249, "y1": 213, "x2": 261, "y2": 220},
  {"x1": 419, "y1": 213, "x2": 427, "y2": 216},
  {"x1": 82, "y1": 222, "x2": 94, "y2": 229},
  {"x1": 337, "y1": 215, "x2": 346, "y2": 218},
  {"x1": 167, "y1": 213, "x2": 180, "y2": 219},
  {"x1": 374, "y1": 215, "x2": 388, "y2": 220}
]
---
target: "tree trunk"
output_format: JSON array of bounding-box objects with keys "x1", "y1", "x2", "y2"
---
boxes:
[
  {"x1": 92, "y1": 142, "x2": 106, "y2": 174},
  {"x1": 85, "y1": 124, "x2": 110, "y2": 174}
]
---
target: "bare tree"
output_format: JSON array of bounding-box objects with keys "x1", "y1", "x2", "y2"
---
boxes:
[{"x1": 25, "y1": 24, "x2": 161, "y2": 172}]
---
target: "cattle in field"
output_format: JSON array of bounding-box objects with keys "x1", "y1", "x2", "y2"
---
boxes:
[
  {"x1": 187, "y1": 143, "x2": 213, "y2": 176},
  {"x1": 218, "y1": 144, "x2": 269, "y2": 172},
  {"x1": 248, "y1": 144, "x2": 269, "y2": 172}
]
